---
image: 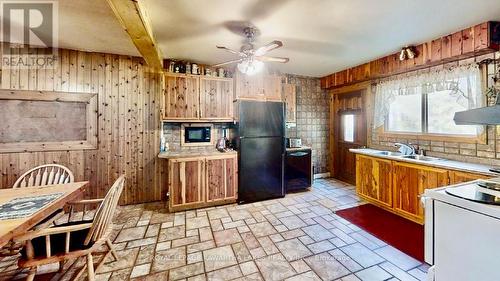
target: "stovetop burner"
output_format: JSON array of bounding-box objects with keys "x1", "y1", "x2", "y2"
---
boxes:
[{"x1": 446, "y1": 181, "x2": 500, "y2": 205}]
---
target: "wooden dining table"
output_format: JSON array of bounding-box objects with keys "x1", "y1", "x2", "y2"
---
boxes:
[{"x1": 0, "y1": 181, "x2": 88, "y2": 248}]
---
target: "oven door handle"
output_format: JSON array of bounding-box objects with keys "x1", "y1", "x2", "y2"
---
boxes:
[{"x1": 288, "y1": 152, "x2": 309, "y2": 157}]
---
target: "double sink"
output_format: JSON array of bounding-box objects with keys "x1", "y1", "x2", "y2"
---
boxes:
[{"x1": 372, "y1": 150, "x2": 442, "y2": 162}]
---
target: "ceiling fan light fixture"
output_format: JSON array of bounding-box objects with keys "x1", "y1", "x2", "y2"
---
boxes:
[{"x1": 237, "y1": 59, "x2": 264, "y2": 75}]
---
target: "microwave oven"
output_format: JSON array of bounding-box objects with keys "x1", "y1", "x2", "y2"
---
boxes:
[{"x1": 183, "y1": 126, "x2": 212, "y2": 144}]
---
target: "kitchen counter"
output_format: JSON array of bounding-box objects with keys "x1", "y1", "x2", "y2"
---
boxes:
[
  {"x1": 350, "y1": 148, "x2": 500, "y2": 177},
  {"x1": 286, "y1": 146, "x2": 312, "y2": 152},
  {"x1": 158, "y1": 149, "x2": 237, "y2": 159}
]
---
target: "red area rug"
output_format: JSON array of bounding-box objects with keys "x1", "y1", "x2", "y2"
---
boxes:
[{"x1": 336, "y1": 204, "x2": 424, "y2": 262}]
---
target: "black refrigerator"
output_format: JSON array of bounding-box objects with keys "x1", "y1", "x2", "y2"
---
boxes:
[{"x1": 235, "y1": 100, "x2": 285, "y2": 204}]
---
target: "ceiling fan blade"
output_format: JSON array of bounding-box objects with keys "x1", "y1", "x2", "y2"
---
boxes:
[
  {"x1": 212, "y1": 58, "x2": 244, "y2": 68},
  {"x1": 216, "y1": 46, "x2": 246, "y2": 57},
  {"x1": 256, "y1": 56, "x2": 289, "y2": 63},
  {"x1": 255, "y1": 40, "x2": 283, "y2": 56}
]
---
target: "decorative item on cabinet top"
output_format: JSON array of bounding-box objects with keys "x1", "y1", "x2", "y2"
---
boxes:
[
  {"x1": 163, "y1": 59, "x2": 232, "y2": 77},
  {"x1": 162, "y1": 72, "x2": 234, "y2": 122}
]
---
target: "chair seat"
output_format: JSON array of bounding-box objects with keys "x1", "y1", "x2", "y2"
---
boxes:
[{"x1": 20, "y1": 220, "x2": 93, "y2": 260}]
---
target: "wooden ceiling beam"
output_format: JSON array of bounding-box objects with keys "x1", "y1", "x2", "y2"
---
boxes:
[{"x1": 106, "y1": 0, "x2": 163, "y2": 69}]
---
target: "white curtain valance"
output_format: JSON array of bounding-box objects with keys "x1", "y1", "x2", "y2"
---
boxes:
[{"x1": 373, "y1": 63, "x2": 483, "y2": 130}]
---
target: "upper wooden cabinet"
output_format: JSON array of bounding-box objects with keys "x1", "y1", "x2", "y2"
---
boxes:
[
  {"x1": 234, "y1": 71, "x2": 282, "y2": 101},
  {"x1": 282, "y1": 84, "x2": 296, "y2": 123},
  {"x1": 199, "y1": 77, "x2": 233, "y2": 121},
  {"x1": 164, "y1": 74, "x2": 199, "y2": 120},
  {"x1": 163, "y1": 73, "x2": 233, "y2": 121},
  {"x1": 356, "y1": 155, "x2": 392, "y2": 208},
  {"x1": 393, "y1": 162, "x2": 448, "y2": 224}
]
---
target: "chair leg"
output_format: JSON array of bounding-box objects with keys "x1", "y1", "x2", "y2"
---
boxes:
[
  {"x1": 58, "y1": 261, "x2": 64, "y2": 272},
  {"x1": 26, "y1": 267, "x2": 36, "y2": 281},
  {"x1": 106, "y1": 239, "x2": 118, "y2": 262},
  {"x1": 87, "y1": 253, "x2": 95, "y2": 281}
]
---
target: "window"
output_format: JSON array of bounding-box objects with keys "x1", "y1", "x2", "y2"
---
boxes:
[
  {"x1": 386, "y1": 88, "x2": 479, "y2": 136},
  {"x1": 387, "y1": 94, "x2": 422, "y2": 133},
  {"x1": 376, "y1": 64, "x2": 483, "y2": 138},
  {"x1": 342, "y1": 114, "x2": 355, "y2": 142}
]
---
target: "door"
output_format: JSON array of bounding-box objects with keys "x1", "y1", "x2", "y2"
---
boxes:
[
  {"x1": 164, "y1": 74, "x2": 199, "y2": 119},
  {"x1": 333, "y1": 91, "x2": 366, "y2": 184},
  {"x1": 355, "y1": 155, "x2": 392, "y2": 208},
  {"x1": 393, "y1": 162, "x2": 448, "y2": 223},
  {"x1": 239, "y1": 100, "x2": 284, "y2": 137},
  {"x1": 206, "y1": 155, "x2": 238, "y2": 202},
  {"x1": 239, "y1": 137, "x2": 284, "y2": 203},
  {"x1": 169, "y1": 158, "x2": 204, "y2": 209},
  {"x1": 199, "y1": 77, "x2": 233, "y2": 120}
]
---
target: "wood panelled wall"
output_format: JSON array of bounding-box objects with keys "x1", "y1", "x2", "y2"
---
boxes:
[
  {"x1": 321, "y1": 21, "x2": 500, "y2": 89},
  {"x1": 0, "y1": 45, "x2": 164, "y2": 205}
]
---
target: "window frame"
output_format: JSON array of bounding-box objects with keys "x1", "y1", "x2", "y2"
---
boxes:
[{"x1": 381, "y1": 92, "x2": 486, "y2": 144}]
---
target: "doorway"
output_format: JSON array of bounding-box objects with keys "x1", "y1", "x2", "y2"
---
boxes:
[{"x1": 332, "y1": 90, "x2": 366, "y2": 185}]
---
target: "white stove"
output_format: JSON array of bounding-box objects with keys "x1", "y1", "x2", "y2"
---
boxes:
[{"x1": 422, "y1": 178, "x2": 500, "y2": 281}]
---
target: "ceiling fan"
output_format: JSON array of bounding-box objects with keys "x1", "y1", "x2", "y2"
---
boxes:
[{"x1": 213, "y1": 27, "x2": 289, "y2": 75}]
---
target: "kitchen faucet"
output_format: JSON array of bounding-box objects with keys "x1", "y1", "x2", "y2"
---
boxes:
[{"x1": 394, "y1": 142, "x2": 416, "y2": 155}]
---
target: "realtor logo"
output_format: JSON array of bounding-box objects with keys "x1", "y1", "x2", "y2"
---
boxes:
[{"x1": 1, "y1": 1, "x2": 58, "y2": 69}]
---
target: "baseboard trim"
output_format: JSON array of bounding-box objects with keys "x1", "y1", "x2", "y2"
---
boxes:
[{"x1": 313, "y1": 172, "x2": 330, "y2": 179}]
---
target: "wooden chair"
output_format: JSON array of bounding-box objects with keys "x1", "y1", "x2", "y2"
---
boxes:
[
  {"x1": 0, "y1": 165, "x2": 75, "y2": 258},
  {"x1": 13, "y1": 164, "x2": 74, "y2": 188},
  {"x1": 14, "y1": 175, "x2": 125, "y2": 281}
]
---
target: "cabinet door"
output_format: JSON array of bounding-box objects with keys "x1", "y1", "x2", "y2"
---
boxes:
[
  {"x1": 263, "y1": 75, "x2": 282, "y2": 101},
  {"x1": 206, "y1": 155, "x2": 237, "y2": 202},
  {"x1": 449, "y1": 170, "x2": 490, "y2": 184},
  {"x1": 234, "y1": 71, "x2": 265, "y2": 100},
  {"x1": 393, "y1": 162, "x2": 448, "y2": 223},
  {"x1": 356, "y1": 155, "x2": 392, "y2": 208},
  {"x1": 199, "y1": 77, "x2": 233, "y2": 120},
  {"x1": 164, "y1": 74, "x2": 199, "y2": 119},
  {"x1": 169, "y1": 159, "x2": 204, "y2": 209},
  {"x1": 283, "y1": 84, "x2": 296, "y2": 123}
]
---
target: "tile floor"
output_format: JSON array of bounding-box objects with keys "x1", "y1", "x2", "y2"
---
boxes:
[{"x1": 0, "y1": 178, "x2": 429, "y2": 281}]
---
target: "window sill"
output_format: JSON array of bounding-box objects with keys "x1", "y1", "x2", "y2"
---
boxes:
[{"x1": 377, "y1": 130, "x2": 486, "y2": 144}]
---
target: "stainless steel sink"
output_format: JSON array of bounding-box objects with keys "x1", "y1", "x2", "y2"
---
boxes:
[
  {"x1": 375, "y1": 151, "x2": 402, "y2": 157},
  {"x1": 401, "y1": 155, "x2": 440, "y2": 161}
]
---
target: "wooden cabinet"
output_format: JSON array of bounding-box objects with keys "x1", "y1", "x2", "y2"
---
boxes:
[
  {"x1": 163, "y1": 73, "x2": 234, "y2": 121},
  {"x1": 199, "y1": 77, "x2": 233, "y2": 121},
  {"x1": 167, "y1": 154, "x2": 237, "y2": 211},
  {"x1": 164, "y1": 74, "x2": 199, "y2": 120},
  {"x1": 169, "y1": 158, "x2": 205, "y2": 210},
  {"x1": 392, "y1": 162, "x2": 448, "y2": 223},
  {"x1": 206, "y1": 155, "x2": 238, "y2": 202},
  {"x1": 283, "y1": 84, "x2": 296, "y2": 123},
  {"x1": 356, "y1": 155, "x2": 392, "y2": 208},
  {"x1": 449, "y1": 170, "x2": 491, "y2": 184},
  {"x1": 234, "y1": 71, "x2": 282, "y2": 101}
]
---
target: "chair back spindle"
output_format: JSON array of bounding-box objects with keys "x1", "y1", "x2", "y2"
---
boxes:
[{"x1": 13, "y1": 164, "x2": 74, "y2": 188}]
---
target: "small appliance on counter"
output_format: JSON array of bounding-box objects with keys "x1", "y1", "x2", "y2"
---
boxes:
[
  {"x1": 285, "y1": 147, "x2": 312, "y2": 192},
  {"x1": 286, "y1": 138, "x2": 302, "y2": 148},
  {"x1": 216, "y1": 127, "x2": 233, "y2": 152}
]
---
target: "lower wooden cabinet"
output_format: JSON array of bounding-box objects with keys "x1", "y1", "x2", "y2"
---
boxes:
[
  {"x1": 449, "y1": 170, "x2": 491, "y2": 184},
  {"x1": 355, "y1": 155, "x2": 492, "y2": 224},
  {"x1": 167, "y1": 154, "x2": 237, "y2": 211},
  {"x1": 393, "y1": 162, "x2": 448, "y2": 224},
  {"x1": 356, "y1": 155, "x2": 392, "y2": 208}
]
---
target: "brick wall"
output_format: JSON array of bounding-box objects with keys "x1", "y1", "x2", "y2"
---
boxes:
[
  {"x1": 369, "y1": 53, "x2": 500, "y2": 167},
  {"x1": 162, "y1": 123, "x2": 231, "y2": 153},
  {"x1": 284, "y1": 75, "x2": 330, "y2": 174}
]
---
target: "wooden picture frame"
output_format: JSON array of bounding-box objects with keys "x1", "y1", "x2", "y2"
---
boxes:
[{"x1": 0, "y1": 89, "x2": 98, "y2": 153}]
